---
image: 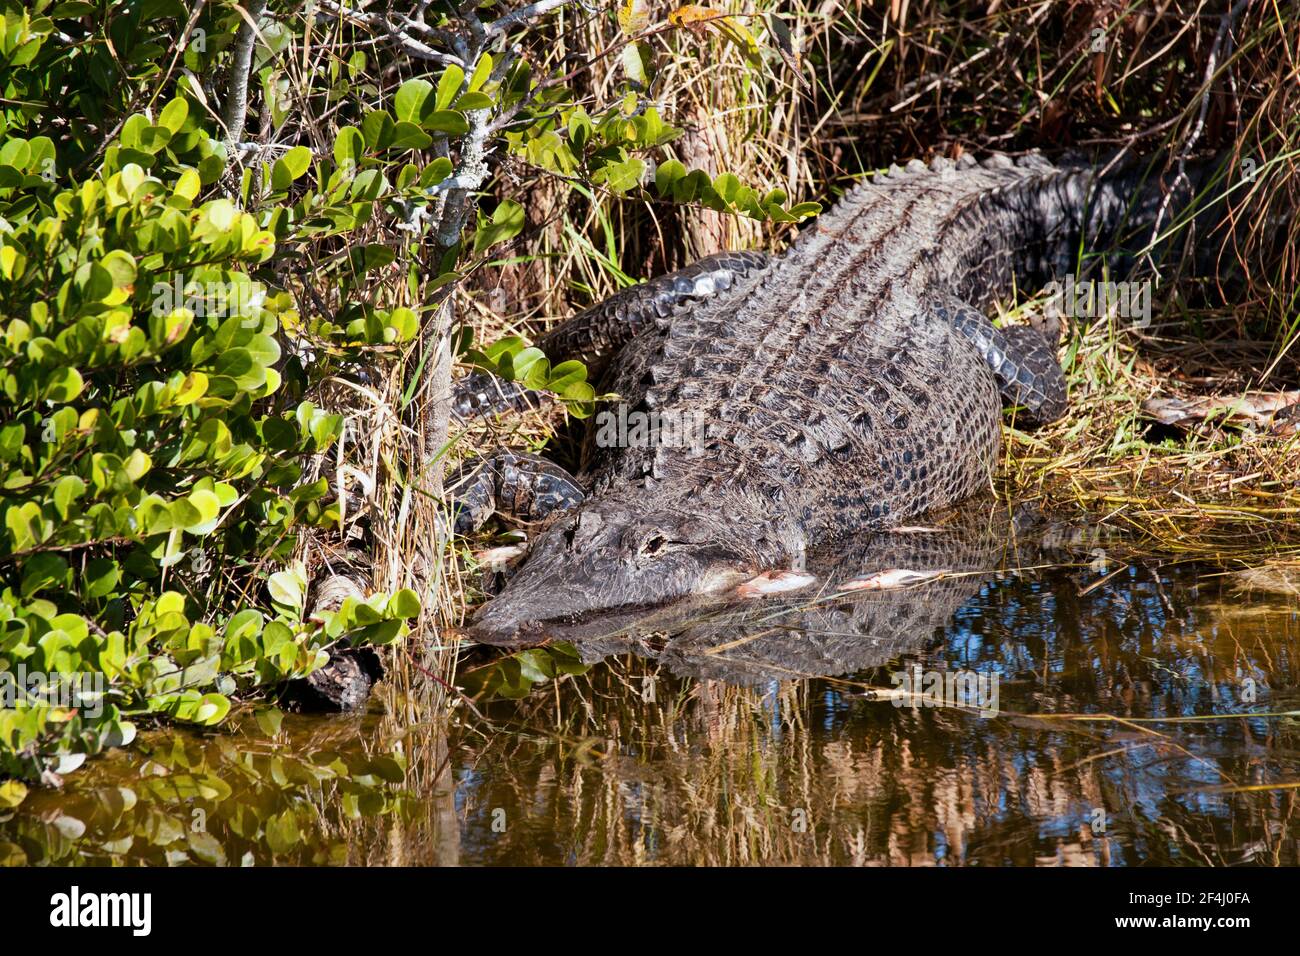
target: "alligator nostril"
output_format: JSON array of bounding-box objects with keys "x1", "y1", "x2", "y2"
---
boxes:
[{"x1": 563, "y1": 520, "x2": 578, "y2": 549}]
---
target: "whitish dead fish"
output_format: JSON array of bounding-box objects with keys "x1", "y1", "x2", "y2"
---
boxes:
[
  {"x1": 735, "y1": 570, "x2": 818, "y2": 597},
  {"x1": 474, "y1": 544, "x2": 528, "y2": 569},
  {"x1": 842, "y1": 568, "x2": 949, "y2": 590}
]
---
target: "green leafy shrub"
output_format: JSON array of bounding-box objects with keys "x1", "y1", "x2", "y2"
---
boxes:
[
  {"x1": 0, "y1": 71, "x2": 434, "y2": 780},
  {"x1": 0, "y1": 0, "x2": 823, "y2": 786}
]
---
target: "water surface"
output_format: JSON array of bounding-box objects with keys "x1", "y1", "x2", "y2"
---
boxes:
[{"x1": 4, "y1": 508, "x2": 1299, "y2": 866}]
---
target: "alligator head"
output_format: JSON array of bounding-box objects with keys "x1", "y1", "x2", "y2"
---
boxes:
[{"x1": 466, "y1": 490, "x2": 785, "y2": 647}]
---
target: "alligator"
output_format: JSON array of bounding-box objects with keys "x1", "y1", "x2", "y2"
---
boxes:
[{"x1": 450, "y1": 151, "x2": 1230, "y2": 647}]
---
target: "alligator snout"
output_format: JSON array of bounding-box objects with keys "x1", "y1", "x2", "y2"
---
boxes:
[
  {"x1": 464, "y1": 500, "x2": 763, "y2": 647},
  {"x1": 465, "y1": 613, "x2": 546, "y2": 648}
]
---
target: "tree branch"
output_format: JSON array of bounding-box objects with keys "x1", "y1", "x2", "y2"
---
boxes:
[
  {"x1": 485, "y1": 0, "x2": 576, "y2": 38},
  {"x1": 222, "y1": 0, "x2": 270, "y2": 158},
  {"x1": 316, "y1": 0, "x2": 466, "y2": 68}
]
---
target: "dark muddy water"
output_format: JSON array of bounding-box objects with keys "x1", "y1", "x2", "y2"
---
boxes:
[{"x1": 4, "y1": 507, "x2": 1300, "y2": 866}]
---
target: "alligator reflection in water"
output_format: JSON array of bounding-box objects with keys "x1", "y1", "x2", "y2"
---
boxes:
[{"x1": 3, "y1": 501, "x2": 1300, "y2": 865}]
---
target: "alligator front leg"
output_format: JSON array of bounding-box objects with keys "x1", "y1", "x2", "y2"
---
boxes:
[
  {"x1": 452, "y1": 250, "x2": 769, "y2": 421},
  {"x1": 938, "y1": 300, "x2": 1069, "y2": 426},
  {"x1": 450, "y1": 369, "x2": 540, "y2": 421},
  {"x1": 443, "y1": 450, "x2": 586, "y2": 535}
]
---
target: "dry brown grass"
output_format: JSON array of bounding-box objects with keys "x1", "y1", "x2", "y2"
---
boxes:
[{"x1": 1004, "y1": 306, "x2": 1300, "y2": 559}]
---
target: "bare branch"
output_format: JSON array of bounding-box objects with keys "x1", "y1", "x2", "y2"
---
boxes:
[
  {"x1": 485, "y1": 0, "x2": 576, "y2": 38},
  {"x1": 222, "y1": 0, "x2": 270, "y2": 156},
  {"x1": 433, "y1": 110, "x2": 494, "y2": 248},
  {"x1": 316, "y1": 0, "x2": 467, "y2": 68}
]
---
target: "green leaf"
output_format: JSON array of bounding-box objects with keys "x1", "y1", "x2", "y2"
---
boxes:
[
  {"x1": 516, "y1": 649, "x2": 554, "y2": 683},
  {"x1": 119, "y1": 114, "x2": 148, "y2": 150},
  {"x1": 255, "y1": 706, "x2": 284, "y2": 737},
  {"x1": 193, "y1": 693, "x2": 231, "y2": 726},
  {"x1": 187, "y1": 489, "x2": 220, "y2": 525},
  {"x1": 454, "y1": 91, "x2": 494, "y2": 112},
  {"x1": 174, "y1": 167, "x2": 201, "y2": 201},
  {"x1": 5, "y1": 502, "x2": 44, "y2": 550},
  {"x1": 333, "y1": 126, "x2": 365, "y2": 169},
  {"x1": 214, "y1": 348, "x2": 267, "y2": 390},
  {"x1": 43, "y1": 367, "x2": 84, "y2": 402},
  {"x1": 100, "y1": 249, "x2": 137, "y2": 289},
  {"x1": 74, "y1": 261, "x2": 113, "y2": 300},
  {"x1": 245, "y1": 333, "x2": 282, "y2": 367},
  {"x1": 421, "y1": 157, "x2": 453, "y2": 186},
  {"x1": 0, "y1": 844, "x2": 25, "y2": 866},
  {"x1": 435, "y1": 65, "x2": 465, "y2": 111},
  {"x1": 472, "y1": 200, "x2": 525, "y2": 255},
  {"x1": 387, "y1": 588, "x2": 421, "y2": 618},
  {"x1": 267, "y1": 570, "x2": 303, "y2": 610},
  {"x1": 621, "y1": 43, "x2": 648, "y2": 85},
  {"x1": 362, "y1": 755, "x2": 406, "y2": 783},
  {"x1": 358, "y1": 619, "x2": 405, "y2": 646},
  {"x1": 265, "y1": 810, "x2": 301, "y2": 854},
  {"x1": 169, "y1": 497, "x2": 202, "y2": 530},
  {"x1": 423, "y1": 110, "x2": 470, "y2": 135},
  {"x1": 387, "y1": 121, "x2": 432, "y2": 151},
  {"x1": 21, "y1": 553, "x2": 69, "y2": 597},
  {"x1": 394, "y1": 78, "x2": 434, "y2": 124},
  {"x1": 52, "y1": 475, "x2": 86, "y2": 519},
  {"x1": 386, "y1": 307, "x2": 419, "y2": 341},
  {"x1": 362, "y1": 109, "x2": 396, "y2": 150},
  {"x1": 202, "y1": 198, "x2": 238, "y2": 230},
  {"x1": 713, "y1": 171, "x2": 742, "y2": 204},
  {"x1": 271, "y1": 145, "x2": 312, "y2": 190},
  {"x1": 593, "y1": 157, "x2": 646, "y2": 193},
  {"x1": 511, "y1": 348, "x2": 549, "y2": 387},
  {"x1": 655, "y1": 159, "x2": 687, "y2": 195},
  {"x1": 347, "y1": 244, "x2": 396, "y2": 275},
  {"x1": 158, "y1": 97, "x2": 189, "y2": 133},
  {"x1": 0, "y1": 781, "x2": 28, "y2": 810},
  {"x1": 187, "y1": 830, "x2": 226, "y2": 865},
  {"x1": 467, "y1": 53, "x2": 493, "y2": 92},
  {"x1": 84, "y1": 559, "x2": 120, "y2": 599},
  {"x1": 225, "y1": 609, "x2": 264, "y2": 643}
]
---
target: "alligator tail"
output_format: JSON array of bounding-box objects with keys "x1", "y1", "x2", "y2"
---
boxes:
[{"x1": 939, "y1": 151, "x2": 1247, "y2": 309}]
